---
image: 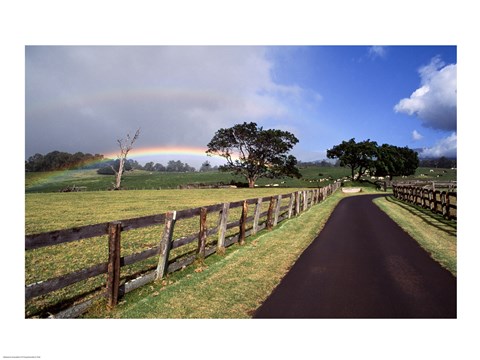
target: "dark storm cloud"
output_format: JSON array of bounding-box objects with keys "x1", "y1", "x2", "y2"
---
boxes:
[{"x1": 25, "y1": 46, "x2": 301, "y2": 160}]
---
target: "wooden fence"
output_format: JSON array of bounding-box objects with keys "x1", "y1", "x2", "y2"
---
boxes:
[
  {"x1": 25, "y1": 183, "x2": 340, "y2": 318},
  {"x1": 392, "y1": 184, "x2": 457, "y2": 220}
]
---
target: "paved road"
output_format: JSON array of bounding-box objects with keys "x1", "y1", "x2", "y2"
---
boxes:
[{"x1": 254, "y1": 194, "x2": 456, "y2": 318}]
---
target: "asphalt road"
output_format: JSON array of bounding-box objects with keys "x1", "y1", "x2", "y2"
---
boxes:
[{"x1": 253, "y1": 194, "x2": 456, "y2": 318}]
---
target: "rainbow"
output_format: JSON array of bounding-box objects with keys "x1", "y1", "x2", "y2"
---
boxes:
[
  {"x1": 104, "y1": 145, "x2": 239, "y2": 162},
  {"x1": 116, "y1": 145, "x2": 211, "y2": 160}
]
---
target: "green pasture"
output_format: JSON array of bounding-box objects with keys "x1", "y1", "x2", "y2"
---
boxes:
[
  {"x1": 25, "y1": 166, "x2": 350, "y2": 193},
  {"x1": 25, "y1": 166, "x2": 456, "y2": 193},
  {"x1": 25, "y1": 187, "x2": 309, "y2": 317}
]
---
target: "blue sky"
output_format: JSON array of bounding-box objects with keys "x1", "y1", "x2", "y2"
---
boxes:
[
  {"x1": 265, "y1": 45, "x2": 456, "y2": 161},
  {"x1": 25, "y1": 45, "x2": 457, "y2": 168}
]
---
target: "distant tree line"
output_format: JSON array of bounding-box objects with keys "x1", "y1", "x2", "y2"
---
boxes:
[
  {"x1": 297, "y1": 159, "x2": 341, "y2": 168},
  {"x1": 25, "y1": 151, "x2": 105, "y2": 172},
  {"x1": 25, "y1": 149, "x2": 456, "y2": 175},
  {"x1": 25, "y1": 150, "x2": 200, "y2": 173},
  {"x1": 142, "y1": 160, "x2": 197, "y2": 173},
  {"x1": 419, "y1": 156, "x2": 456, "y2": 169}
]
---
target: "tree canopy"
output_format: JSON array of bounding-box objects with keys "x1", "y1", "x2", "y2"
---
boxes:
[
  {"x1": 206, "y1": 122, "x2": 301, "y2": 187},
  {"x1": 326, "y1": 138, "x2": 378, "y2": 181},
  {"x1": 327, "y1": 138, "x2": 419, "y2": 181},
  {"x1": 374, "y1": 144, "x2": 419, "y2": 180}
]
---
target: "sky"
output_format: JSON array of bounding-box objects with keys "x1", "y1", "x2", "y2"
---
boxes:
[{"x1": 25, "y1": 45, "x2": 457, "y2": 169}]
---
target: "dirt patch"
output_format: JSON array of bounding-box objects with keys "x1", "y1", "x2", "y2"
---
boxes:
[{"x1": 341, "y1": 187, "x2": 362, "y2": 193}]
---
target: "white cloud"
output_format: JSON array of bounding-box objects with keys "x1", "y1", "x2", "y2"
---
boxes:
[
  {"x1": 420, "y1": 132, "x2": 457, "y2": 158},
  {"x1": 368, "y1": 46, "x2": 387, "y2": 59},
  {"x1": 394, "y1": 56, "x2": 456, "y2": 131},
  {"x1": 412, "y1": 130, "x2": 423, "y2": 141}
]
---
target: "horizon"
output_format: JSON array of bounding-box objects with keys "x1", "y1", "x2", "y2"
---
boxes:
[{"x1": 24, "y1": 145, "x2": 457, "y2": 172}]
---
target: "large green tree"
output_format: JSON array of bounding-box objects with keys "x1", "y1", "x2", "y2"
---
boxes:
[
  {"x1": 206, "y1": 122, "x2": 301, "y2": 188},
  {"x1": 327, "y1": 139, "x2": 419, "y2": 181},
  {"x1": 326, "y1": 138, "x2": 378, "y2": 181},
  {"x1": 374, "y1": 144, "x2": 419, "y2": 180}
]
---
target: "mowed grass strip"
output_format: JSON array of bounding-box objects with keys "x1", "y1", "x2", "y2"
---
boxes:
[
  {"x1": 82, "y1": 191, "x2": 345, "y2": 318},
  {"x1": 373, "y1": 196, "x2": 456, "y2": 276}
]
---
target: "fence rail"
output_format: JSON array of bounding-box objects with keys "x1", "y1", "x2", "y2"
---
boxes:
[
  {"x1": 392, "y1": 184, "x2": 457, "y2": 220},
  {"x1": 25, "y1": 183, "x2": 340, "y2": 318},
  {"x1": 392, "y1": 180, "x2": 456, "y2": 189}
]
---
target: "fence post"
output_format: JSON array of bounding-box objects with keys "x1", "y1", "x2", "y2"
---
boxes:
[
  {"x1": 106, "y1": 221, "x2": 122, "y2": 309},
  {"x1": 295, "y1": 191, "x2": 300, "y2": 216},
  {"x1": 239, "y1": 200, "x2": 248, "y2": 245},
  {"x1": 445, "y1": 192, "x2": 451, "y2": 220},
  {"x1": 428, "y1": 190, "x2": 435, "y2": 211},
  {"x1": 197, "y1": 207, "x2": 208, "y2": 258},
  {"x1": 252, "y1": 198, "x2": 263, "y2": 235},
  {"x1": 273, "y1": 194, "x2": 282, "y2": 227},
  {"x1": 433, "y1": 191, "x2": 439, "y2": 213},
  {"x1": 266, "y1": 196, "x2": 275, "y2": 230},
  {"x1": 156, "y1": 211, "x2": 176, "y2": 280},
  {"x1": 287, "y1": 193, "x2": 295, "y2": 219},
  {"x1": 217, "y1": 203, "x2": 230, "y2": 253},
  {"x1": 303, "y1": 191, "x2": 308, "y2": 212},
  {"x1": 441, "y1": 192, "x2": 447, "y2": 219}
]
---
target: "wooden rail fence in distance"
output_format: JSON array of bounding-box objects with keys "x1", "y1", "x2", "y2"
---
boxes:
[
  {"x1": 25, "y1": 183, "x2": 340, "y2": 318},
  {"x1": 392, "y1": 184, "x2": 457, "y2": 220}
]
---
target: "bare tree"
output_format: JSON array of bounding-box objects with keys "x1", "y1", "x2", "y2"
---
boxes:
[{"x1": 111, "y1": 128, "x2": 140, "y2": 190}]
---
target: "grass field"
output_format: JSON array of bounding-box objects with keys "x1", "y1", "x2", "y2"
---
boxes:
[
  {"x1": 25, "y1": 187, "x2": 311, "y2": 317},
  {"x1": 25, "y1": 166, "x2": 457, "y2": 193},
  {"x1": 24, "y1": 166, "x2": 351, "y2": 193}
]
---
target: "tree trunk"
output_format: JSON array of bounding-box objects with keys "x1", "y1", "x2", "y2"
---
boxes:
[
  {"x1": 248, "y1": 178, "x2": 255, "y2": 188},
  {"x1": 115, "y1": 157, "x2": 125, "y2": 190}
]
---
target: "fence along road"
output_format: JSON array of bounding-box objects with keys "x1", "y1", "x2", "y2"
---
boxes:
[
  {"x1": 392, "y1": 184, "x2": 457, "y2": 220},
  {"x1": 254, "y1": 194, "x2": 456, "y2": 318},
  {"x1": 25, "y1": 183, "x2": 340, "y2": 318}
]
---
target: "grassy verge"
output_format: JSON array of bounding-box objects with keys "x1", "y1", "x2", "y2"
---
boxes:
[
  {"x1": 82, "y1": 190, "x2": 347, "y2": 318},
  {"x1": 373, "y1": 196, "x2": 456, "y2": 276}
]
